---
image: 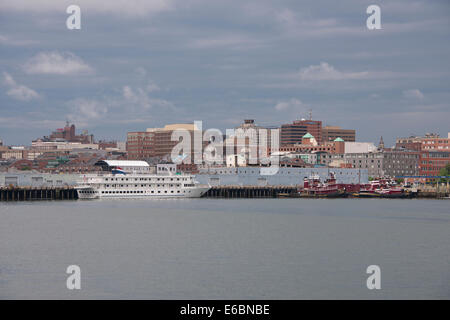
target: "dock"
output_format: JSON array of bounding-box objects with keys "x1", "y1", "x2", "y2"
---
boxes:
[
  {"x1": 0, "y1": 185, "x2": 447, "y2": 201},
  {"x1": 204, "y1": 185, "x2": 298, "y2": 198},
  {"x1": 0, "y1": 187, "x2": 78, "y2": 201}
]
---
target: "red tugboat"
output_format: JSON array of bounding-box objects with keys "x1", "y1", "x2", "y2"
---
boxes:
[
  {"x1": 354, "y1": 179, "x2": 409, "y2": 198},
  {"x1": 299, "y1": 172, "x2": 348, "y2": 198}
]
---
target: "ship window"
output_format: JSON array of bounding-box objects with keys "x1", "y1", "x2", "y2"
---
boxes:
[
  {"x1": 158, "y1": 191, "x2": 161, "y2": 193},
  {"x1": 171, "y1": 191, "x2": 174, "y2": 193}
]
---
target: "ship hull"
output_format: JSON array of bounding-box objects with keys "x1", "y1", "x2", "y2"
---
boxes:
[{"x1": 76, "y1": 186, "x2": 210, "y2": 199}]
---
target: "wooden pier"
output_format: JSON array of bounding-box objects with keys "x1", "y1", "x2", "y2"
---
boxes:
[
  {"x1": 0, "y1": 185, "x2": 447, "y2": 201},
  {"x1": 204, "y1": 185, "x2": 298, "y2": 198},
  {"x1": 0, "y1": 187, "x2": 78, "y2": 201}
]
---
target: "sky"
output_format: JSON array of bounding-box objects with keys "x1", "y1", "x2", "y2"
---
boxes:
[{"x1": 0, "y1": 0, "x2": 449, "y2": 146}]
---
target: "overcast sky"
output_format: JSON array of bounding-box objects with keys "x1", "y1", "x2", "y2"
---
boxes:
[{"x1": 0, "y1": 0, "x2": 449, "y2": 146}]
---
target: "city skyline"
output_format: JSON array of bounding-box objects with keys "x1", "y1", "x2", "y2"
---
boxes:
[
  {"x1": 1, "y1": 117, "x2": 448, "y2": 149},
  {"x1": 1, "y1": 0, "x2": 450, "y2": 146}
]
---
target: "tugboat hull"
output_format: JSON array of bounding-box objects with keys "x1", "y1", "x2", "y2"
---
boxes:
[{"x1": 300, "y1": 190, "x2": 348, "y2": 198}]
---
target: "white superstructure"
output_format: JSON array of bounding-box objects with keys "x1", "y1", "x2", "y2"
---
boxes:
[
  {"x1": 76, "y1": 173, "x2": 210, "y2": 199},
  {"x1": 76, "y1": 160, "x2": 209, "y2": 199}
]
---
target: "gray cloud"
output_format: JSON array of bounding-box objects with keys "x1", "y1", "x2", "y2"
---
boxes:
[
  {"x1": 23, "y1": 51, "x2": 93, "y2": 75},
  {"x1": 0, "y1": 0, "x2": 173, "y2": 16},
  {"x1": 299, "y1": 62, "x2": 369, "y2": 81},
  {"x1": 2, "y1": 72, "x2": 40, "y2": 101},
  {"x1": 0, "y1": 0, "x2": 449, "y2": 145},
  {"x1": 403, "y1": 89, "x2": 424, "y2": 100}
]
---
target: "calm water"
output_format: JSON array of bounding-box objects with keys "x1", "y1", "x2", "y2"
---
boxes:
[{"x1": 0, "y1": 198, "x2": 449, "y2": 299}]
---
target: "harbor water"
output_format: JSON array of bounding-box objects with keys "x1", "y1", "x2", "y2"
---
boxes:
[{"x1": 0, "y1": 198, "x2": 449, "y2": 299}]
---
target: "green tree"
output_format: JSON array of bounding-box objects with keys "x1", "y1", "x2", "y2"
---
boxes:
[{"x1": 438, "y1": 163, "x2": 450, "y2": 183}]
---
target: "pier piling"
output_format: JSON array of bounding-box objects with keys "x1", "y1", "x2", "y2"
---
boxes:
[{"x1": 0, "y1": 187, "x2": 78, "y2": 201}]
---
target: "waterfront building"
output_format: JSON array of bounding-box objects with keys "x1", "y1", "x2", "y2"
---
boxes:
[
  {"x1": 196, "y1": 166, "x2": 368, "y2": 186},
  {"x1": 395, "y1": 133, "x2": 450, "y2": 177},
  {"x1": 419, "y1": 151, "x2": 450, "y2": 176},
  {"x1": 323, "y1": 149, "x2": 420, "y2": 178}
]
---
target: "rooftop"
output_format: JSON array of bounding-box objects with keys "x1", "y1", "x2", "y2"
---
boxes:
[{"x1": 98, "y1": 160, "x2": 149, "y2": 167}]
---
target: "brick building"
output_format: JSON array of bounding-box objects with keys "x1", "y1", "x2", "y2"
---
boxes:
[
  {"x1": 281, "y1": 119, "x2": 322, "y2": 145},
  {"x1": 322, "y1": 126, "x2": 356, "y2": 142},
  {"x1": 127, "y1": 123, "x2": 204, "y2": 162},
  {"x1": 395, "y1": 133, "x2": 450, "y2": 177},
  {"x1": 323, "y1": 149, "x2": 420, "y2": 178},
  {"x1": 419, "y1": 151, "x2": 450, "y2": 176}
]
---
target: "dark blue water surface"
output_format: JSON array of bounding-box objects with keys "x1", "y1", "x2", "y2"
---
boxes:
[{"x1": 0, "y1": 198, "x2": 449, "y2": 299}]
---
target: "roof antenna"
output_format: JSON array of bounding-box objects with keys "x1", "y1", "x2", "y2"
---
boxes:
[{"x1": 309, "y1": 109, "x2": 312, "y2": 120}]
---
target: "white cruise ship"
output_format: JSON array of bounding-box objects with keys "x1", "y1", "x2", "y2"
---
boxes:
[{"x1": 75, "y1": 160, "x2": 210, "y2": 199}]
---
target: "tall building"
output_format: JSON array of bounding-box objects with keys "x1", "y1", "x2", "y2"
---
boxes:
[
  {"x1": 322, "y1": 126, "x2": 356, "y2": 142},
  {"x1": 127, "y1": 123, "x2": 203, "y2": 162},
  {"x1": 126, "y1": 131, "x2": 155, "y2": 160},
  {"x1": 232, "y1": 119, "x2": 279, "y2": 164},
  {"x1": 281, "y1": 119, "x2": 322, "y2": 145}
]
